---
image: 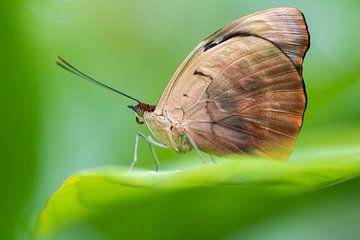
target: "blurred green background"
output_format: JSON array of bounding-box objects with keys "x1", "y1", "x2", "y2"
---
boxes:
[{"x1": 1, "y1": 0, "x2": 360, "y2": 239}]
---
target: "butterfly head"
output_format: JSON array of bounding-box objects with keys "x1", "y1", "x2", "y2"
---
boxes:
[{"x1": 128, "y1": 103, "x2": 156, "y2": 124}]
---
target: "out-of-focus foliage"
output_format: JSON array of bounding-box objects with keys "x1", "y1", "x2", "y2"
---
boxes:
[
  {"x1": 36, "y1": 142, "x2": 360, "y2": 239},
  {"x1": 0, "y1": 2, "x2": 38, "y2": 240},
  {"x1": 2, "y1": 0, "x2": 360, "y2": 239}
]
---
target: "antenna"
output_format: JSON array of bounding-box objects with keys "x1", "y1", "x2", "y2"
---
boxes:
[{"x1": 56, "y1": 56, "x2": 141, "y2": 104}]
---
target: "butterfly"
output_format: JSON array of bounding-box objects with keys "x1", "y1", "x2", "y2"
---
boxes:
[{"x1": 57, "y1": 7, "x2": 310, "y2": 171}]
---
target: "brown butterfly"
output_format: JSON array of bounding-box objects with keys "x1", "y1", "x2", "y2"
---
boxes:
[{"x1": 57, "y1": 7, "x2": 310, "y2": 171}]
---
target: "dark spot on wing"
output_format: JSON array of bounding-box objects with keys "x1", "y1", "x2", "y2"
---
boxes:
[
  {"x1": 194, "y1": 70, "x2": 213, "y2": 80},
  {"x1": 203, "y1": 31, "x2": 251, "y2": 52}
]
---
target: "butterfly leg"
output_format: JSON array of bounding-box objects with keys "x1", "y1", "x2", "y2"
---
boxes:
[
  {"x1": 129, "y1": 131, "x2": 167, "y2": 172},
  {"x1": 147, "y1": 139, "x2": 161, "y2": 171},
  {"x1": 184, "y1": 131, "x2": 207, "y2": 165},
  {"x1": 209, "y1": 154, "x2": 217, "y2": 165}
]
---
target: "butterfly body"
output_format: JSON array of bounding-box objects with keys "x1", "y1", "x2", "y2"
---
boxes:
[
  {"x1": 147, "y1": 7, "x2": 310, "y2": 161},
  {"x1": 144, "y1": 111, "x2": 192, "y2": 153}
]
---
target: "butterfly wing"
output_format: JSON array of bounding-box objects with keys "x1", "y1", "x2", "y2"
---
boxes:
[
  {"x1": 183, "y1": 36, "x2": 306, "y2": 159},
  {"x1": 156, "y1": 8, "x2": 309, "y2": 159},
  {"x1": 156, "y1": 7, "x2": 309, "y2": 112}
]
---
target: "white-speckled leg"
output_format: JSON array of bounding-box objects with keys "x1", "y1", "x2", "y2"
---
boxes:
[{"x1": 129, "y1": 131, "x2": 167, "y2": 172}]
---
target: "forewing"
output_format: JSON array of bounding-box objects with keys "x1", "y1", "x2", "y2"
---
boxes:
[
  {"x1": 182, "y1": 36, "x2": 306, "y2": 159},
  {"x1": 155, "y1": 7, "x2": 309, "y2": 112}
]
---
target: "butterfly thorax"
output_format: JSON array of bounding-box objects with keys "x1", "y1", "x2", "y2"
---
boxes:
[
  {"x1": 143, "y1": 111, "x2": 191, "y2": 153},
  {"x1": 128, "y1": 102, "x2": 190, "y2": 152}
]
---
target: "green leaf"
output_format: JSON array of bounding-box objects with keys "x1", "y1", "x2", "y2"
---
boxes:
[{"x1": 36, "y1": 147, "x2": 360, "y2": 239}]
